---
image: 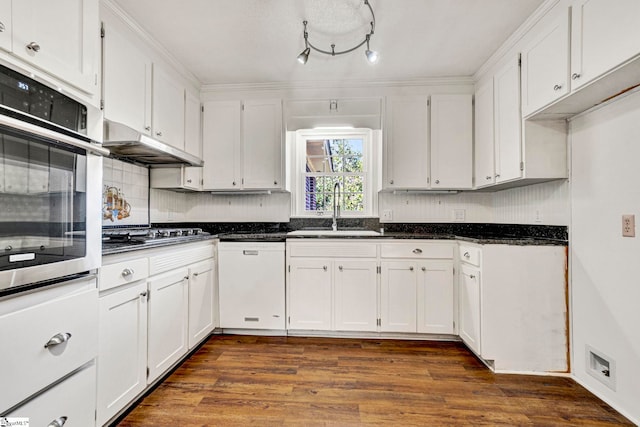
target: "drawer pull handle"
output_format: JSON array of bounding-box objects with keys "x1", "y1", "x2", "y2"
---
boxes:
[
  {"x1": 469, "y1": 274, "x2": 476, "y2": 279},
  {"x1": 464, "y1": 252, "x2": 470, "y2": 258},
  {"x1": 243, "y1": 250, "x2": 259, "y2": 255},
  {"x1": 45, "y1": 332, "x2": 72, "y2": 349},
  {"x1": 27, "y1": 41, "x2": 41, "y2": 53},
  {"x1": 412, "y1": 248, "x2": 423, "y2": 254},
  {"x1": 47, "y1": 416, "x2": 68, "y2": 427},
  {"x1": 323, "y1": 265, "x2": 328, "y2": 271},
  {"x1": 121, "y1": 268, "x2": 134, "y2": 278}
]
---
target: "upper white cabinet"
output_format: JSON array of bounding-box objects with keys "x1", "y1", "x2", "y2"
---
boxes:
[
  {"x1": 202, "y1": 99, "x2": 283, "y2": 191},
  {"x1": 521, "y1": 9, "x2": 570, "y2": 117},
  {"x1": 384, "y1": 94, "x2": 472, "y2": 190},
  {"x1": 0, "y1": 1, "x2": 12, "y2": 52},
  {"x1": 152, "y1": 65, "x2": 186, "y2": 149},
  {"x1": 571, "y1": 0, "x2": 640, "y2": 90},
  {"x1": 9, "y1": 0, "x2": 98, "y2": 94},
  {"x1": 102, "y1": 20, "x2": 152, "y2": 136},
  {"x1": 430, "y1": 94, "x2": 473, "y2": 189}
]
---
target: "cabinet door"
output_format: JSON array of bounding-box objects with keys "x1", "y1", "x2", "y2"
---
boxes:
[
  {"x1": 103, "y1": 21, "x2": 152, "y2": 135},
  {"x1": 474, "y1": 78, "x2": 495, "y2": 188},
  {"x1": 288, "y1": 259, "x2": 332, "y2": 330},
  {"x1": 242, "y1": 99, "x2": 283, "y2": 190},
  {"x1": 188, "y1": 259, "x2": 215, "y2": 348},
  {"x1": 202, "y1": 100, "x2": 241, "y2": 190},
  {"x1": 152, "y1": 66, "x2": 185, "y2": 149},
  {"x1": 571, "y1": 0, "x2": 640, "y2": 90},
  {"x1": 384, "y1": 96, "x2": 429, "y2": 189},
  {"x1": 430, "y1": 94, "x2": 473, "y2": 189},
  {"x1": 459, "y1": 264, "x2": 481, "y2": 355},
  {"x1": 97, "y1": 281, "x2": 147, "y2": 426},
  {"x1": 12, "y1": 0, "x2": 97, "y2": 93},
  {"x1": 494, "y1": 55, "x2": 523, "y2": 183},
  {"x1": 0, "y1": 1, "x2": 11, "y2": 52},
  {"x1": 147, "y1": 269, "x2": 189, "y2": 383},
  {"x1": 380, "y1": 261, "x2": 417, "y2": 332},
  {"x1": 183, "y1": 91, "x2": 202, "y2": 189},
  {"x1": 417, "y1": 261, "x2": 453, "y2": 334},
  {"x1": 521, "y1": 10, "x2": 570, "y2": 116},
  {"x1": 334, "y1": 260, "x2": 378, "y2": 332}
]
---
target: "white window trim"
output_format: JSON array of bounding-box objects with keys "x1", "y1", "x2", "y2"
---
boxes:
[{"x1": 289, "y1": 128, "x2": 379, "y2": 218}]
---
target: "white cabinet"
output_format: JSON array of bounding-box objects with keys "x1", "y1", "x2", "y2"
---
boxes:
[
  {"x1": 473, "y1": 78, "x2": 496, "y2": 188},
  {"x1": 147, "y1": 268, "x2": 189, "y2": 383},
  {"x1": 457, "y1": 243, "x2": 568, "y2": 373},
  {"x1": 150, "y1": 165, "x2": 201, "y2": 191},
  {"x1": 383, "y1": 95, "x2": 472, "y2": 190},
  {"x1": 380, "y1": 261, "x2": 417, "y2": 332},
  {"x1": 288, "y1": 258, "x2": 333, "y2": 330},
  {"x1": 383, "y1": 96, "x2": 429, "y2": 189},
  {"x1": 97, "y1": 281, "x2": 148, "y2": 426},
  {"x1": 429, "y1": 94, "x2": 473, "y2": 189},
  {"x1": 7, "y1": 363, "x2": 97, "y2": 427},
  {"x1": 458, "y1": 263, "x2": 481, "y2": 355},
  {"x1": 0, "y1": 1, "x2": 11, "y2": 52},
  {"x1": 333, "y1": 260, "x2": 378, "y2": 332},
  {"x1": 102, "y1": 18, "x2": 152, "y2": 135},
  {"x1": 188, "y1": 259, "x2": 216, "y2": 347},
  {"x1": 152, "y1": 66, "x2": 186, "y2": 149},
  {"x1": 218, "y1": 242, "x2": 285, "y2": 331},
  {"x1": 10, "y1": 0, "x2": 98, "y2": 94},
  {"x1": 570, "y1": 0, "x2": 640, "y2": 90},
  {"x1": 521, "y1": 9, "x2": 570, "y2": 116},
  {"x1": 287, "y1": 240, "x2": 378, "y2": 332},
  {"x1": 202, "y1": 99, "x2": 283, "y2": 191},
  {"x1": 417, "y1": 261, "x2": 454, "y2": 334}
]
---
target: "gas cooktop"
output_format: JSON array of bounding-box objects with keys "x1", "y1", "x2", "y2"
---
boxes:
[{"x1": 102, "y1": 227, "x2": 209, "y2": 246}]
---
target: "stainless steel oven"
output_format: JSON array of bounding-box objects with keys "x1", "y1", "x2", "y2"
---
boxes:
[{"x1": 0, "y1": 64, "x2": 108, "y2": 295}]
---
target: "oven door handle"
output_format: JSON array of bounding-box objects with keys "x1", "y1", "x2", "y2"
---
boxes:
[{"x1": 0, "y1": 112, "x2": 109, "y2": 156}]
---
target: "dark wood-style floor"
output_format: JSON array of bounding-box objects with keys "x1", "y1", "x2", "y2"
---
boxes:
[{"x1": 117, "y1": 335, "x2": 632, "y2": 426}]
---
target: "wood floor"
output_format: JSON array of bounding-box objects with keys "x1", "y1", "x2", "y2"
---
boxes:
[{"x1": 116, "y1": 335, "x2": 632, "y2": 426}]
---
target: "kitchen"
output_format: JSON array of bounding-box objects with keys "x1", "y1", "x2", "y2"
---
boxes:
[{"x1": 0, "y1": 0, "x2": 638, "y2": 425}]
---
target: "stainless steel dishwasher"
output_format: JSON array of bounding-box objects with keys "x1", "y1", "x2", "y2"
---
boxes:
[{"x1": 218, "y1": 242, "x2": 285, "y2": 330}]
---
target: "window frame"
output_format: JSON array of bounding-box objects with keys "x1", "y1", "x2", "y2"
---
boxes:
[{"x1": 291, "y1": 128, "x2": 376, "y2": 218}]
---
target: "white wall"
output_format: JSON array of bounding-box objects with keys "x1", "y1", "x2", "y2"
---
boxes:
[{"x1": 570, "y1": 89, "x2": 640, "y2": 425}]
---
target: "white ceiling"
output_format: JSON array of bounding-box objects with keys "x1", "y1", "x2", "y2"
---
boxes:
[{"x1": 113, "y1": 0, "x2": 545, "y2": 86}]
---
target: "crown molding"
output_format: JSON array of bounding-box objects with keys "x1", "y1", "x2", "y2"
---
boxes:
[
  {"x1": 101, "y1": 0, "x2": 201, "y2": 89},
  {"x1": 200, "y1": 76, "x2": 475, "y2": 94},
  {"x1": 473, "y1": 0, "x2": 561, "y2": 81}
]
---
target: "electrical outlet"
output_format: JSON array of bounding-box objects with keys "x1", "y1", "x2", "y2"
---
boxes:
[
  {"x1": 622, "y1": 214, "x2": 635, "y2": 237},
  {"x1": 381, "y1": 210, "x2": 393, "y2": 221},
  {"x1": 535, "y1": 210, "x2": 543, "y2": 223}
]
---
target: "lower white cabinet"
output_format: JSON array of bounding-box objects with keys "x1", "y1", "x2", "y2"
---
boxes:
[
  {"x1": 380, "y1": 261, "x2": 417, "y2": 332},
  {"x1": 188, "y1": 259, "x2": 216, "y2": 347},
  {"x1": 218, "y1": 242, "x2": 285, "y2": 330},
  {"x1": 458, "y1": 263, "x2": 481, "y2": 355},
  {"x1": 97, "y1": 281, "x2": 148, "y2": 426},
  {"x1": 417, "y1": 261, "x2": 454, "y2": 334},
  {"x1": 288, "y1": 258, "x2": 333, "y2": 331},
  {"x1": 7, "y1": 363, "x2": 97, "y2": 427},
  {"x1": 334, "y1": 260, "x2": 378, "y2": 332}
]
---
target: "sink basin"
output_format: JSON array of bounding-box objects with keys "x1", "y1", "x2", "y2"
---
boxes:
[{"x1": 287, "y1": 229, "x2": 381, "y2": 237}]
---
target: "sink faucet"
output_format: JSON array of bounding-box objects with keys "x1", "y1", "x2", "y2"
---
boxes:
[{"x1": 332, "y1": 181, "x2": 341, "y2": 232}]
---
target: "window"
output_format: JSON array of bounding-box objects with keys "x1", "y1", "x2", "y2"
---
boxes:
[{"x1": 292, "y1": 129, "x2": 377, "y2": 217}]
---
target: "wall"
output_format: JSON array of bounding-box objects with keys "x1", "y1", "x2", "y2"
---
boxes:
[
  {"x1": 570, "y1": 89, "x2": 640, "y2": 424},
  {"x1": 103, "y1": 158, "x2": 149, "y2": 226}
]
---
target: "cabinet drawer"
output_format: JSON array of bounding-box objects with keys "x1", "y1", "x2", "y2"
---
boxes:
[
  {"x1": 0, "y1": 278, "x2": 98, "y2": 412},
  {"x1": 7, "y1": 362, "x2": 96, "y2": 426},
  {"x1": 380, "y1": 242, "x2": 454, "y2": 259},
  {"x1": 100, "y1": 257, "x2": 149, "y2": 291},
  {"x1": 459, "y1": 245, "x2": 481, "y2": 266},
  {"x1": 288, "y1": 242, "x2": 377, "y2": 258}
]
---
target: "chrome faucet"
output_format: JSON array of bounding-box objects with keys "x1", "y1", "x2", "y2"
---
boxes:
[{"x1": 332, "y1": 181, "x2": 341, "y2": 232}]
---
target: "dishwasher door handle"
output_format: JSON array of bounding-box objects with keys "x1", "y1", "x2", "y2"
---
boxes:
[{"x1": 243, "y1": 250, "x2": 259, "y2": 256}]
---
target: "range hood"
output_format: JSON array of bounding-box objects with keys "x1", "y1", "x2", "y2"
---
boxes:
[{"x1": 103, "y1": 120, "x2": 204, "y2": 167}]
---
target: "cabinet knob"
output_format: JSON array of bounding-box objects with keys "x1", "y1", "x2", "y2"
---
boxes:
[
  {"x1": 409, "y1": 266, "x2": 414, "y2": 271},
  {"x1": 121, "y1": 268, "x2": 134, "y2": 278},
  {"x1": 338, "y1": 265, "x2": 343, "y2": 271},
  {"x1": 469, "y1": 274, "x2": 476, "y2": 279},
  {"x1": 0, "y1": 21, "x2": 5, "y2": 32},
  {"x1": 26, "y1": 41, "x2": 41, "y2": 53},
  {"x1": 145, "y1": 126, "x2": 151, "y2": 131},
  {"x1": 412, "y1": 248, "x2": 423, "y2": 254},
  {"x1": 464, "y1": 252, "x2": 470, "y2": 258},
  {"x1": 486, "y1": 176, "x2": 492, "y2": 180},
  {"x1": 274, "y1": 180, "x2": 278, "y2": 185},
  {"x1": 323, "y1": 265, "x2": 328, "y2": 271},
  {"x1": 389, "y1": 179, "x2": 394, "y2": 185},
  {"x1": 193, "y1": 272, "x2": 199, "y2": 277},
  {"x1": 232, "y1": 181, "x2": 237, "y2": 186},
  {"x1": 4, "y1": 245, "x2": 12, "y2": 251},
  {"x1": 47, "y1": 416, "x2": 68, "y2": 427},
  {"x1": 434, "y1": 179, "x2": 440, "y2": 184},
  {"x1": 421, "y1": 267, "x2": 426, "y2": 271},
  {"x1": 571, "y1": 73, "x2": 581, "y2": 80},
  {"x1": 186, "y1": 179, "x2": 192, "y2": 183},
  {"x1": 495, "y1": 174, "x2": 501, "y2": 178},
  {"x1": 553, "y1": 84, "x2": 563, "y2": 91},
  {"x1": 155, "y1": 131, "x2": 163, "y2": 137},
  {"x1": 44, "y1": 332, "x2": 72, "y2": 349},
  {"x1": 184, "y1": 275, "x2": 189, "y2": 280},
  {"x1": 140, "y1": 291, "x2": 147, "y2": 298}
]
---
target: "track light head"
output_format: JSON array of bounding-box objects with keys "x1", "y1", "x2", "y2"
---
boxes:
[{"x1": 297, "y1": 47, "x2": 310, "y2": 64}]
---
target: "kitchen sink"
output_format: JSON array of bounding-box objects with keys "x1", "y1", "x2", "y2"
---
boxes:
[{"x1": 287, "y1": 229, "x2": 381, "y2": 237}]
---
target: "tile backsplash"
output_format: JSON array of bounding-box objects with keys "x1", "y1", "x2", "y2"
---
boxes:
[{"x1": 102, "y1": 158, "x2": 149, "y2": 227}]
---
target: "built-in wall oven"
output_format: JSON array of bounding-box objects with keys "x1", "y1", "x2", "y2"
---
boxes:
[{"x1": 0, "y1": 64, "x2": 108, "y2": 295}]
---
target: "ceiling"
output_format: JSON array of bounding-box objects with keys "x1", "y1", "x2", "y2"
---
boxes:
[{"x1": 113, "y1": 0, "x2": 545, "y2": 86}]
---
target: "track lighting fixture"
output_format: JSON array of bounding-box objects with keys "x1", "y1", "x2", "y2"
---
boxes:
[{"x1": 297, "y1": 0, "x2": 378, "y2": 64}]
